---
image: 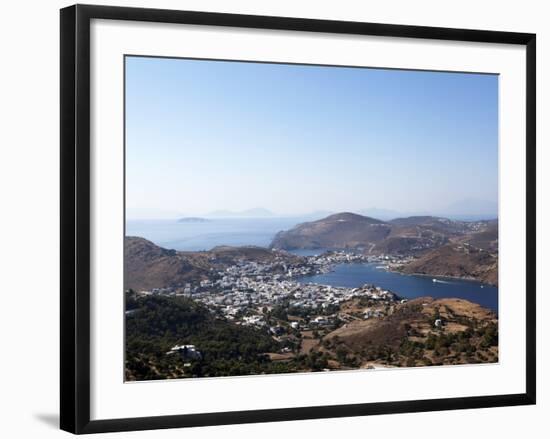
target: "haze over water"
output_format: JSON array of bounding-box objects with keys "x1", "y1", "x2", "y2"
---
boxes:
[{"x1": 126, "y1": 218, "x2": 302, "y2": 251}]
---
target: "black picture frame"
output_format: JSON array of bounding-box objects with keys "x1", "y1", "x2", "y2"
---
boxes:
[{"x1": 60, "y1": 4, "x2": 536, "y2": 434}]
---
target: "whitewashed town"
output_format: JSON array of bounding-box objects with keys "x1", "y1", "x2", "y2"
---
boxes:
[{"x1": 131, "y1": 250, "x2": 405, "y2": 335}]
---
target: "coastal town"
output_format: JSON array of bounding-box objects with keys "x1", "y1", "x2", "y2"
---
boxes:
[
  {"x1": 125, "y1": 236, "x2": 499, "y2": 379},
  {"x1": 124, "y1": 213, "x2": 499, "y2": 378},
  {"x1": 128, "y1": 250, "x2": 408, "y2": 357}
]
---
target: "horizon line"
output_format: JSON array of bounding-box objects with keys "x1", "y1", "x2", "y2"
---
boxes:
[{"x1": 126, "y1": 210, "x2": 499, "y2": 221}]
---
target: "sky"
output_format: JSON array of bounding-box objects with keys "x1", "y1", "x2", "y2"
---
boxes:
[{"x1": 125, "y1": 56, "x2": 498, "y2": 219}]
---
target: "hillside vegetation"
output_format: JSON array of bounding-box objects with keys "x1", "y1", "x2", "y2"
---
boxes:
[
  {"x1": 125, "y1": 294, "x2": 286, "y2": 380},
  {"x1": 320, "y1": 297, "x2": 498, "y2": 368}
]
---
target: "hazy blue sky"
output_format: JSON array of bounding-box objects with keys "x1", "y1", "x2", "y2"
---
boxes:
[{"x1": 125, "y1": 56, "x2": 498, "y2": 218}]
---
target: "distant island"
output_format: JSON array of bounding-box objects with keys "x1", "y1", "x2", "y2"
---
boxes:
[{"x1": 177, "y1": 217, "x2": 210, "y2": 223}]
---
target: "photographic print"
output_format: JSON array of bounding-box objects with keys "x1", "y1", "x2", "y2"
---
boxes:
[{"x1": 124, "y1": 56, "x2": 499, "y2": 381}]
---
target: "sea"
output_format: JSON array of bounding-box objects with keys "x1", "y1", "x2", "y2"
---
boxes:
[
  {"x1": 126, "y1": 218, "x2": 302, "y2": 251},
  {"x1": 126, "y1": 218, "x2": 498, "y2": 312},
  {"x1": 297, "y1": 262, "x2": 498, "y2": 312}
]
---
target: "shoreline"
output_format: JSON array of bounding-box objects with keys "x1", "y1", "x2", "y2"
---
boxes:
[
  {"x1": 296, "y1": 256, "x2": 497, "y2": 289},
  {"x1": 385, "y1": 266, "x2": 498, "y2": 288}
]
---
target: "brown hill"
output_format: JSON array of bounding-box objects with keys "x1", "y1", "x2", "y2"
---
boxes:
[
  {"x1": 322, "y1": 297, "x2": 497, "y2": 367},
  {"x1": 373, "y1": 236, "x2": 445, "y2": 255},
  {"x1": 389, "y1": 216, "x2": 479, "y2": 234},
  {"x1": 379, "y1": 216, "x2": 489, "y2": 255},
  {"x1": 462, "y1": 220, "x2": 498, "y2": 252},
  {"x1": 124, "y1": 237, "x2": 212, "y2": 291},
  {"x1": 397, "y1": 243, "x2": 498, "y2": 285},
  {"x1": 270, "y1": 212, "x2": 391, "y2": 250},
  {"x1": 271, "y1": 213, "x2": 497, "y2": 257},
  {"x1": 125, "y1": 237, "x2": 300, "y2": 291}
]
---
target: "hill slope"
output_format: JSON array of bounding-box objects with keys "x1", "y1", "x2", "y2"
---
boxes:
[
  {"x1": 270, "y1": 212, "x2": 497, "y2": 257},
  {"x1": 125, "y1": 295, "x2": 281, "y2": 380},
  {"x1": 124, "y1": 237, "x2": 212, "y2": 291},
  {"x1": 125, "y1": 236, "x2": 300, "y2": 291},
  {"x1": 321, "y1": 296, "x2": 498, "y2": 367},
  {"x1": 270, "y1": 212, "x2": 390, "y2": 250},
  {"x1": 397, "y1": 243, "x2": 498, "y2": 285}
]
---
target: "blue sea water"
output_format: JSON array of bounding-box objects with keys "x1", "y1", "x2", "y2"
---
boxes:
[
  {"x1": 126, "y1": 218, "x2": 302, "y2": 251},
  {"x1": 297, "y1": 263, "x2": 498, "y2": 312}
]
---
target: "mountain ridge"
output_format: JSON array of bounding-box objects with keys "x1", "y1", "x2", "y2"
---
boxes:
[
  {"x1": 270, "y1": 212, "x2": 390, "y2": 251},
  {"x1": 269, "y1": 212, "x2": 498, "y2": 284}
]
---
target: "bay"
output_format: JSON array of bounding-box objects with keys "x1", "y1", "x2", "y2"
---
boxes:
[
  {"x1": 126, "y1": 219, "x2": 498, "y2": 312},
  {"x1": 297, "y1": 262, "x2": 498, "y2": 312}
]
